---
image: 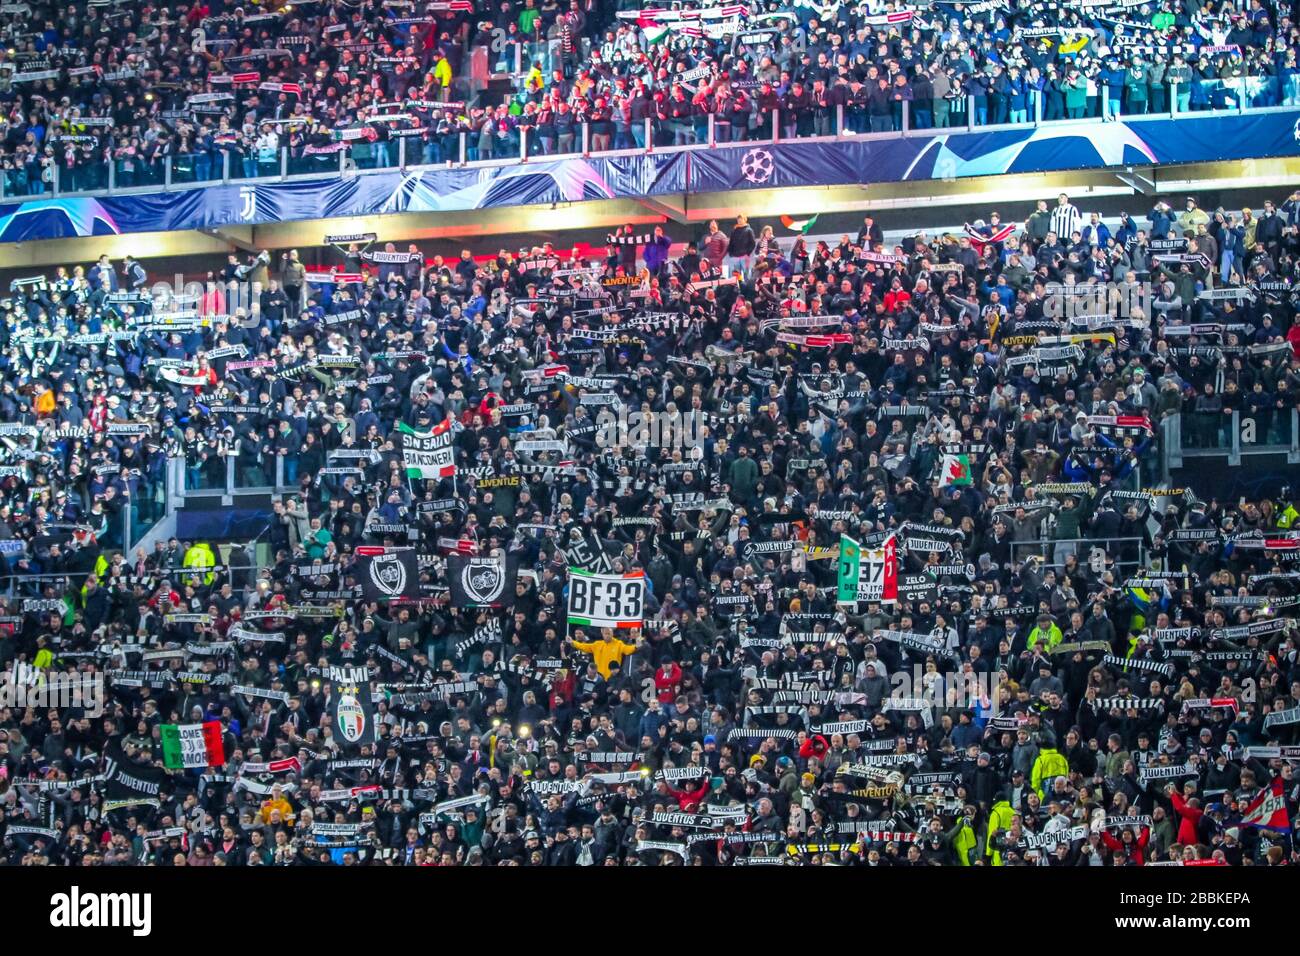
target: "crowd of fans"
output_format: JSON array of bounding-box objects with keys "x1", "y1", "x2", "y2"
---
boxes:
[
  {"x1": 1, "y1": 0, "x2": 1295, "y2": 194},
  {"x1": 0, "y1": 182, "x2": 1299, "y2": 867}
]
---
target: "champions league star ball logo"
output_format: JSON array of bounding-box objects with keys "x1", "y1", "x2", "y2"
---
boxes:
[
  {"x1": 461, "y1": 559, "x2": 504, "y2": 604},
  {"x1": 1293, "y1": 117, "x2": 1300, "y2": 143},
  {"x1": 368, "y1": 553, "x2": 407, "y2": 598},
  {"x1": 336, "y1": 690, "x2": 367, "y2": 743},
  {"x1": 739, "y1": 147, "x2": 775, "y2": 184}
]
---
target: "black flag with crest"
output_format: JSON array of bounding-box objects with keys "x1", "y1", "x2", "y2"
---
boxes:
[
  {"x1": 447, "y1": 554, "x2": 518, "y2": 607},
  {"x1": 356, "y1": 547, "x2": 419, "y2": 602}
]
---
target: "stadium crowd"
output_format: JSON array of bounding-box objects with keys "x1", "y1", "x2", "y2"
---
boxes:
[
  {"x1": 0, "y1": 0, "x2": 1294, "y2": 194},
  {"x1": 0, "y1": 182, "x2": 1299, "y2": 867}
]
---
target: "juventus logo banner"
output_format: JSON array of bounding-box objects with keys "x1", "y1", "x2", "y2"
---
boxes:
[
  {"x1": 567, "y1": 568, "x2": 646, "y2": 630},
  {"x1": 356, "y1": 547, "x2": 419, "y2": 602},
  {"x1": 104, "y1": 740, "x2": 168, "y2": 807},
  {"x1": 447, "y1": 554, "x2": 518, "y2": 607},
  {"x1": 330, "y1": 681, "x2": 376, "y2": 750},
  {"x1": 399, "y1": 419, "x2": 456, "y2": 479}
]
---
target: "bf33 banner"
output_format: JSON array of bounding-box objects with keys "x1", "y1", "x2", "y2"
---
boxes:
[{"x1": 567, "y1": 568, "x2": 646, "y2": 630}]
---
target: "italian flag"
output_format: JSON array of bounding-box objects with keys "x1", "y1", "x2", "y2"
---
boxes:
[
  {"x1": 643, "y1": 23, "x2": 671, "y2": 43},
  {"x1": 160, "y1": 722, "x2": 225, "y2": 770},
  {"x1": 938, "y1": 453, "x2": 973, "y2": 487},
  {"x1": 399, "y1": 419, "x2": 456, "y2": 479},
  {"x1": 780, "y1": 214, "x2": 820, "y2": 234}
]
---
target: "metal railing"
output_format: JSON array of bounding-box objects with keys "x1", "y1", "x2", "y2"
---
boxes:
[
  {"x1": 10, "y1": 83, "x2": 1298, "y2": 203},
  {"x1": 0, "y1": 563, "x2": 265, "y2": 600},
  {"x1": 1165, "y1": 408, "x2": 1300, "y2": 470},
  {"x1": 170, "y1": 453, "x2": 310, "y2": 502},
  {"x1": 0, "y1": 487, "x2": 183, "y2": 589},
  {"x1": 1009, "y1": 535, "x2": 1148, "y2": 577}
]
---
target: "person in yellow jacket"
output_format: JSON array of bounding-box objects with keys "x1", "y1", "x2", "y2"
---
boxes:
[
  {"x1": 259, "y1": 784, "x2": 295, "y2": 824},
  {"x1": 1123, "y1": 632, "x2": 1142, "y2": 663},
  {"x1": 1031, "y1": 746, "x2": 1070, "y2": 798},
  {"x1": 523, "y1": 63, "x2": 544, "y2": 94},
  {"x1": 431, "y1": 50, "x2": 453, "y2": 94},
  {"x1": 1027, "y1": 613, "x2": 1064, "y2": 653},
  {"x1": 984, "y1": 800, "x2": 1017, "y2": 866},
  {"x1": 1058, "y1": 33, "x2": 1091, "y2": 55},
  {"x1": 950, "y1": 814, "x2": 977, "y2": 865},
  {"x1": 567, "y1": 629, "x2": 642, "y2": 679},
  {"x1": 183, "y1": 541, "x2": 218, "y2": 586}
]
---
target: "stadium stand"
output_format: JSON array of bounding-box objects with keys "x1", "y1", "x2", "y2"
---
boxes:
[
  {"x1": 0, "y1": 0, "x2": 1293, "y2": 193},
  {"x1": 0, "y1": 0, "x2": 1297, "y2": 872},
  {"x1": 0, "y1": 184, "x2": 1298, "y2": 867}
]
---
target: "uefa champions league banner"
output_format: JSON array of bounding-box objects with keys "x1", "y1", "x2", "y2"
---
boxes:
[
  {"x1": 0, "y1": 111, "x2": 1296, "y2": 242},
  {"x1": 686, "y1": 110, "x2": 1300, "y2": 192},
  {"x1": 0, "y1": 153, "x2": 689, "y2": 242}
]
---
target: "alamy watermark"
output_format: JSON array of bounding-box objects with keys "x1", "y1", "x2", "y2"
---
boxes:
[
  {"x1": 146, "y1": 275, "x2": 270, "y2": 320},
  {"x1": 594, "y1": 408, "x2": 707, "y2": 453},
  {"x1": 0, "y1": 663, "x2": 104, "y2": 718},
  {"x1": 50, "y1": 887, "x2": 151, "y2": 936},
  {"x1": 885, "y1": 665, "x2": 1001, "y2": 712},
  {"x1": 1042, "y1": 281, "x2": 1153, "y2": 323}
]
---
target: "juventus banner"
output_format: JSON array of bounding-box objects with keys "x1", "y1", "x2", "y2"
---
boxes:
[
  {"x1": 399, "y1": 419, "x2": 456, "y2": 479},
  {"x1": 447, "y1": 554, "x2": 518, "y2": 607},
  {"x1": 330, "y1": 679, "x2": 376, "y2": 750},
  {"x1": 105, "y1": 740, "x2": 168, "y2": 808},
  {"x1": 567, "y1": 568, "x2": 646, "y2": 630},
  {"x1": 356, "y1": 547, "x2": 420, "y2": 602}
]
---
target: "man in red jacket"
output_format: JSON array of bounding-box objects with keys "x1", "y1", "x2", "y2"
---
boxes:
[
  {"x1": 654, "y1": 659, "x2": 682, "y2": 704},
  {"x1": 660, "y1": 776, "x2": 710, "y2": 812},
  {"x1": 1168, "y1": 783, "x2": 1205, "y2": 846},
  {"x1": 1287, "y1": 319, "x2": 1300, "y2": 359},
  {"x1": 1101, "y1": 824, "x2": 1151, "y2": 865}
]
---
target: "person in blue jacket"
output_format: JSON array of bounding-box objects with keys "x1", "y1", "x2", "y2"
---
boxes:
[
  {"x1": 1147, "y1": 200, "x2": 1176, "y2": 240},
  {"x1": 1100, "y1": 56, "x2": 1126, "y2": 117},
  {"x1": 643, "y1": 226, "x2": 672, "y2": 279},
  {"x1": 1006, "y1": 65, "x2": 1029, "y2": 123}
]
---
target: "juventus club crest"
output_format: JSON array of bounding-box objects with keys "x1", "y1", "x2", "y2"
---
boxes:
[
  {"x1": 357, "y1": 547, "x2": 419, "y2": 602},
  {"x1": 369, "y1": 552, "x2": 407, "y2": 598},
  {"x1": 461, "y1": 560, "x2": 503, "y2": 605},
  {"x1": 447, "y1": 554, "x2": 518, "y2": 607}
]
